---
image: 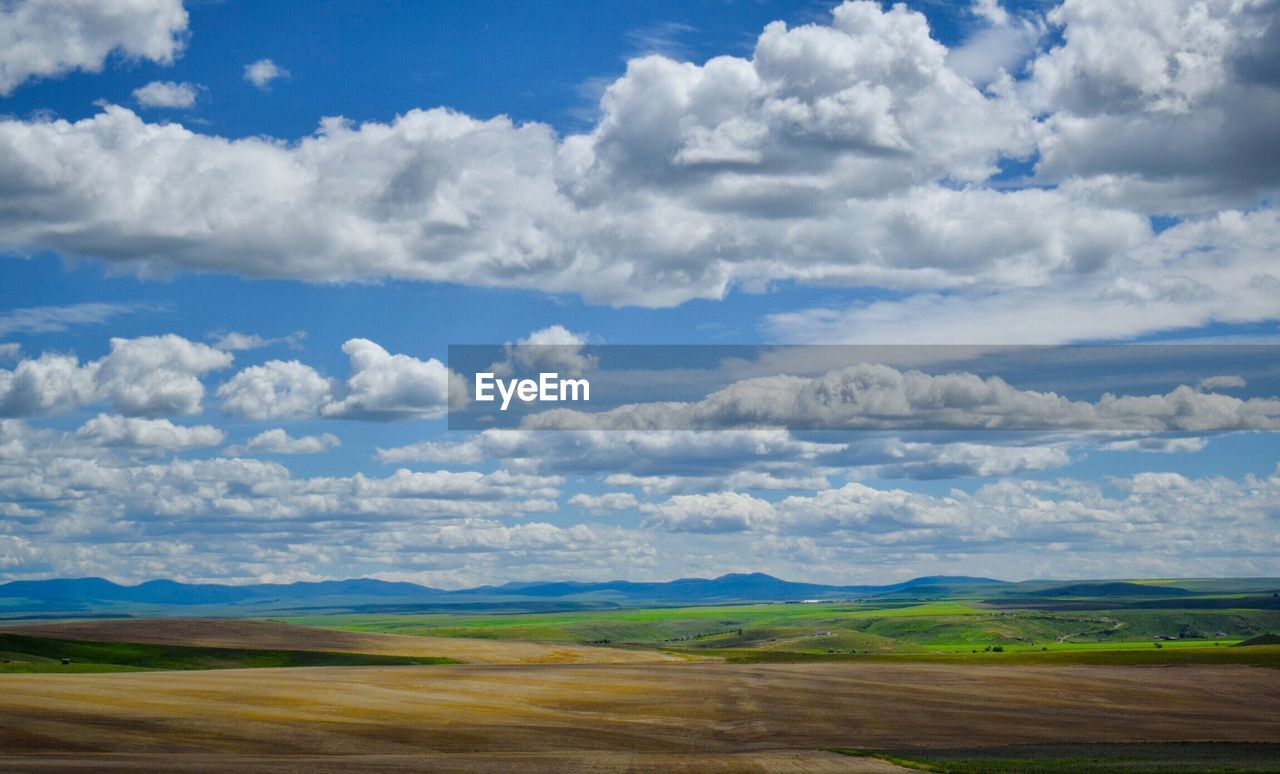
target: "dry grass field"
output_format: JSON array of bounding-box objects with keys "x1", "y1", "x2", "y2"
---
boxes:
[
  {"x1": 2, "y1": 618, "x2": 687, "y2": 664},
  {"x1": 2, "y1": 661, "x2": 1278, "y2": 772}
]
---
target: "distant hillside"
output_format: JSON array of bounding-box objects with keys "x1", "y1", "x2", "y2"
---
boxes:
[
  {"x1": 1021, "y1": 582, "x2": 1193, "y2": 598},
  {"x1": 0, "y1": 572, "x2": 1003, "y2": 615}
]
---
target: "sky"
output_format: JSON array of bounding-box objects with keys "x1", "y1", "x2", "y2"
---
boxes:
[{"x1": 0, "y1": 0, "x2": 1278, "y2": 587}]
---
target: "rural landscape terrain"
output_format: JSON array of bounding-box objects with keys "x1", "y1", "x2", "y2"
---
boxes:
[{"x1": 2, "y1": 573, "x2": 1279, "y2": 772}]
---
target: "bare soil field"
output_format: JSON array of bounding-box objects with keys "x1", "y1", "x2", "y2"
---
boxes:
[
  {"x1": 2, "y1": 618, "x2": 685, "y2": 664},
  {"x1": 2, "y1": 662, "x2": 1277, "y2": 772}
]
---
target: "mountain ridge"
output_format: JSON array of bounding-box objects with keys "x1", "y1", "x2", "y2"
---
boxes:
[{"x1": 0, "y1": 572, "x2": 1002, "y2": 610}]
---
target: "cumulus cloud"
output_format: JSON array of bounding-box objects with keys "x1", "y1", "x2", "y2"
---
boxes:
[
  {"x1": 132, "y1": 79, "x2": 198, "y2": 108},
  {"x1": 567, "y1": 491, "x2": 639, "y2": 515},
  {"x1": 520, "y1": 362, "x2": 1280, "y2": 432},
  {"x1": 641, "y1": 467, "x2": 1280, "y2": 569},
  {"x1": 641, "y1": 491, "x2": 777, "y2": 533},
  {"x1": 0, "y1": 335, "x2": 231, "y2": 417},
  {"x1": 243, "y1": 58, "x2": 287, "y2": 89},
  {"x1": 217, "y1": 360, "x2": 333, "y2": 420},
  {"x1": 321, "y1": 339, "x2": 459, "y2": 420},
  {"x1": 1023, "y1": 0, "x2": 1280, "y2": 213},
  {"x1": 489, "y1": 324, "x2": 597, "y2": 377},
  {"x1": 0, "y1": 0, "x2": 188, "y2": 95},
  {"x1": 75, "y1": 413, "x2": 224, "y2": 449},
  {"x1": 228, "y1": 428, "x2": 340, "y2": 455},
  {"x1": 6, "y1": 0, "x2": 1271, "y2": 330}
]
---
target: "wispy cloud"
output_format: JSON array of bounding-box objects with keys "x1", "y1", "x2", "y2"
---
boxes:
[{"x1": 0, "y1": 302, "x2": 141, "y2": 336}]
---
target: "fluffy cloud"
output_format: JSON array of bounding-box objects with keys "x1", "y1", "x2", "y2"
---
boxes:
[
  {"x1": 379, "y1": 426, "x2": 1074, "y2": 494},
  {"x1": 641, "y1": 468, "x2": 1280, "y2": 567},
  {"x1": 75, "y1": 413, "x2": 224, "y2": 449},
  {"x1": 521, "y1": 362, "x2": 1280, "y2": 432},
  {"x1": 3, "y1": 0, "x2": 1271, "y2": 329},
  {"x1": 321, "y1": 339, "x2": 457, "y2": 420},
  {"x1": 217, "y1": 360, "x2": 333, "y2": 420},
  {"x1": 94, "y1": 335, "x2": 233, "y2": 417},
  {"x1": 0, "y1": 335, "x2": 230, "y2": 417},
  {"x1": 215, "y1": 339, "x2": 461, "y2": 421},
  {"x1": 1024, "y1": 0, "x2": 1280, "y2": 212},
  {"x1": 132, "y1": 79, "x2": 198, "y2": 108},
  {"x1": 228, "y1": 428, "x2": 339, "y2": 455},
  {"x1": 567, "y1": 491, "x2": 639, "y2": 515},
  {"x1": 641, "y1": 491, "x2": 777, "y2": 533},
  {"x1": 243, "y1": 58, "x2": 287, "y2": 89},
  {"x1": 489, "y1": 325, "x2": 597, "y2": 378},
  {"x1": 0, "y1": 0, "x2": 188, "y2": 95}
]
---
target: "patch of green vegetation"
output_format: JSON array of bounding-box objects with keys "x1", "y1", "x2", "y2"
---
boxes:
[
  {"x1": 725, "y1": 644, "x2": 1280, "y2": 667},
  {"x1": 830, "y1": 742, "x2": 1280, "y2": 773},
  {"x1": 0, "y1": 633, "x2": 459, "y2": 673}
]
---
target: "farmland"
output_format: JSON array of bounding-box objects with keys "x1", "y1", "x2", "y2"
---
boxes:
[{"x1": 2, "y1": 577, "x2": 1279, "y2": 771}]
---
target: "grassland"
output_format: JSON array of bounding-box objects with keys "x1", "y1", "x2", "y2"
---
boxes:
[{"x1": 279, "y1": 597, "x2": 1280, "y2": 666}]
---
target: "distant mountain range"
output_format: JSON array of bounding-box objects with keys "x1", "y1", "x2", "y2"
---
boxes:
[{"x1": 0, "y1": 572, "x2": 1004, "y2": 615}]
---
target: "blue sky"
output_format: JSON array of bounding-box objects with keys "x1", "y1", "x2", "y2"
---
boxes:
[{"x1": 0, "y1": 0, "x2": 1277, "y2": 586}]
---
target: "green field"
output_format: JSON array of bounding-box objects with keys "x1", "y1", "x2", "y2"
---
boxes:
[
  {"x1": 835, "y1": 743, "x2": 1280, "y2": 773},
  {"x1": 279, "y1": 595, "x2": 1280, "y2": 666},
  {"x1": 0, "y1": 632, "x2": 458, "y2": 673}
]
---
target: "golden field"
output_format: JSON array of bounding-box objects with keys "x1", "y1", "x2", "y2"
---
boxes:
[{"x1": 3, "y1": 660, "x2": 1278, "y2": 772}]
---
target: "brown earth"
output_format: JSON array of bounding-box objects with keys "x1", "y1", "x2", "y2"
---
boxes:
[
  {"x1": 2, "y1": 662, "x2": 1277, "y2": 772},
  {"x1": 1, "y1": 617, "x2": 686, "y2": 664}
]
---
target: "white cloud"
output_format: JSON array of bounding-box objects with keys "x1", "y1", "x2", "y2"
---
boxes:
[
  {"x1": 1100, "y1": 436, "x2": 1207, "y2": 454},
  {"x1": 1199, "y1": 374, "x2": 1247, "y2": 391},
  {"x1": 217, "y1": 360, "x2": 333, "y2": 420},
  {"x1": 94, "y1": 335, "x2": 233, "y2": 417},
  {"x1": 567, "y1": 491, "x2": 638, "y2": 515},
  {"x1": 640, "y1": 467, "x2": 1280, "y2": 569},
  {"x1": 0, "y1": 0, "x2": 188, "y2": 95},
  {"x1": 520, "y1": 362, "x2": 1280, "y2": 432},
  {"x1": 75, "y1": 413, "x2": 224, "y2": 449},
  {"x1": 243, "y1": 58, "x2": 287, "y2": 89},
  {"x1": 768, "y1": 210, "x2": 1280, "y2": 344},
  {"x1": 229, "y1": 428, "x2": 339, "y2": 455},
  {"x1": 0, "y1": 343, "x2": 19, "y2": 362},
  {"x1": 0, "y1": 303, "x2": 139, "y2": 337},
  {"x1": 0, "y1": 0, "x2": 1271, "y2": 341},
  {"x1": 209, "y1": 330, "x2": 305, "y2": 352},
  {"x1": 1024, "y1": 0, "x2": 1280, "y2": 212},
  {"x1": 0, "y1": 335, "x2": 230, "y2": 417},
  {"x1": 132, "y1": 79, "x2": 198, "y2": 108},
  {"x1": 321, "y1": 339, "x2": 458, "y2": 420},
  {"x1": 641, "y1": 491, "x2": 777, "y2": 534},
  {"x1": 490, "y1": 324, "x2": 597, "y2": 377}
]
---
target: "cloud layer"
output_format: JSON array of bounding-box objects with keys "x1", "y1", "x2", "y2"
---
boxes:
[{"x1": 0, "y1": 0, "x2": 1273, "y2": 338}]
